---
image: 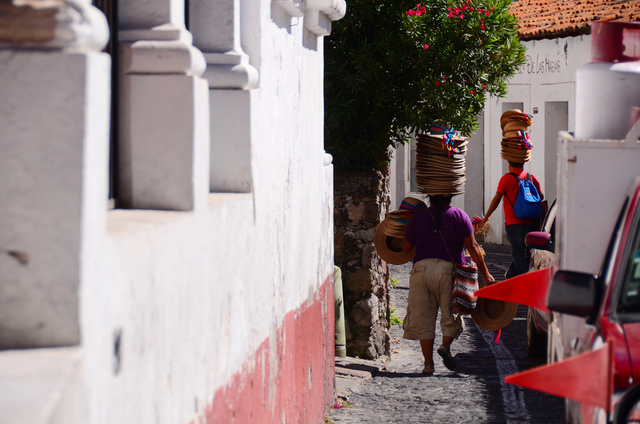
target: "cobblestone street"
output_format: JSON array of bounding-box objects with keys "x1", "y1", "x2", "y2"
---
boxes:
[{"x1": 328, "y1": 244, "x2": 565, "y2": 424}]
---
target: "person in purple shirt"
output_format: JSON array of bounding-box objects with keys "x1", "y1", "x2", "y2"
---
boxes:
[{"x1": 402, "y1": 195, "x2": 494, "y2": 375}]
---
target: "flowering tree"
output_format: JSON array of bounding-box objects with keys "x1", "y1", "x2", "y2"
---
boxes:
[{"x1": 324, "y1": 0, "x2": 525, "y2": 168}]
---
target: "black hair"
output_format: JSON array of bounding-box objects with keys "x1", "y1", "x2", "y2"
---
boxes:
[
  {"x1": 428, "y1": 195, "x2": 453, "y2": 233},
  {"x1": 508, "y1": 161, "x2": 524, "y2": 168}
]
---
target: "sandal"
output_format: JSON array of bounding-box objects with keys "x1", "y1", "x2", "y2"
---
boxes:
[
  {"x1": 437, "y1": 345, "x2": 457, "y2": 371},
  {"x1": 422, "y1": 365, "x2": 434, "y2": 376}
]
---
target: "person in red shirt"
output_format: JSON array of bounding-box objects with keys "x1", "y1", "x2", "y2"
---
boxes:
[{"x1": 480, "y1": 162, "x2": 543, "y2": 279}]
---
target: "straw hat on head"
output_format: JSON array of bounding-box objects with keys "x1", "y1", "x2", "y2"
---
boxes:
[
  {"x1": 501, "y1": 150, "x2": 532, "y2": 163},
  {"x1": 502, "y1": 130, "x2": 528, "y2": 139},
  {"x1": 500, "y1": 109, "x2": 524, "y2": 119},
  {"x1": 500, "y1": 109, "x2": 532, "y2": 129},
  {"x1": 471, "y1": 286, "x2": 518, "y2": 331},
  {"x1": 502, "y1": 121, "x2": 529, "y2": 134},
  {"x1": 499, "y1": 109, "x2": 533, "y2": 163},
  {"x1": 415, "y1": 132, "x2": 468, "y2": 196},
  {"x1": 501, "y1": 138, "x2": 532, "y2": 163},
  {"x1": 373, "y1": 219, "x2": 414, "y2": 265}
]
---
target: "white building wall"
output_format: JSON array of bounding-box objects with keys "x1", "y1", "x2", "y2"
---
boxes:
[
  {"x1": 0, "y1": 0, "x2": 341, "y2": 422},
  {"x1": 482, "y1": 35, "x2": 591, "y2": 243}
]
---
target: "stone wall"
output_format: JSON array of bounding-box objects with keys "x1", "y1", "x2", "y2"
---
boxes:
[{"x1": 334, "y1": 167, "x2": 391, "y2": 359}]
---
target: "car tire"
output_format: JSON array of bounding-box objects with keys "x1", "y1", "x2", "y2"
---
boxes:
[{"x1": 526, "y1": 307, "x2": 547, "y2": 358}]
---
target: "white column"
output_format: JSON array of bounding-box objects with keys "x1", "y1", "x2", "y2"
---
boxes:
[
  {"x1": 118, "y1": 0, "x2": 210, "y2": 210},
  {"x1": 189, "y1": 0, "x2": 259, "y2": 90},
  {"x1": 0, "y1": 0, "x2": 110, "y2": 348},
  {"x1": 188, "y1": 0, "x2": 258, "y2": 193}
]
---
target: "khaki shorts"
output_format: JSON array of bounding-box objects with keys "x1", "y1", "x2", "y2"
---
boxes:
[{"x1": 403, "y1": 258, "x2": 464, "y2": 340}]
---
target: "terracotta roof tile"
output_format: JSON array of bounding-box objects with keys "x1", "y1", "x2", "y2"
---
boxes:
[{"x1": 509, "y1": 0, "x2": 640, "y2": 40}]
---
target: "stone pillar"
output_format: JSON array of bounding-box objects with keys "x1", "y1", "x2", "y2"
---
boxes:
[
  {"x1": 334, "y1": 167, "x2": 391, "y2": 359},
  {"x1": 118, "y1": 0, "x2": 210, "y2": 210},
  {"x1": 0, "y1": 0, "x2": 110, "y2": 348}
]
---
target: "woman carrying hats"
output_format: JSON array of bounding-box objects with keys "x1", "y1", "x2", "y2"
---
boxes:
[
  {"x1": 480, "y1": 161, "x2": 543, "y2": 279},
  {"x1": 480, "y1": 109, "x2": 543, "y2": 280},
  {"x1": 401, "y1": 195, "x2": 495, "y2": 376}
]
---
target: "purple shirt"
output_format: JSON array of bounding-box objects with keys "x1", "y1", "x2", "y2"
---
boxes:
[{"x1": 405, "y1": 206, "x2": 473, "y2": 265}]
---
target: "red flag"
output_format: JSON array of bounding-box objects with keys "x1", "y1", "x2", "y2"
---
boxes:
[
  {"x1": 505, "y1": 341, "x2": 614, "y2": 411},
  {"x1": 474, "y1": 267, "x2": 553, "y2": 313}
]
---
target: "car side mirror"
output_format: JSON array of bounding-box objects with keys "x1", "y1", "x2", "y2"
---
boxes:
[
  {"x1": 526, "y1": 231, "x2": 554, "y2": 253},
  {"x1": 547, "y1": 270, "x2": 600, "y2": 317}
]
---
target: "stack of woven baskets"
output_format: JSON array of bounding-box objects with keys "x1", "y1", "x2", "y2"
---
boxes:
[
  {"x1": 500, "y1": 109, "x2": 533, "y2": 163},
  {"x1": 415, "y1": 132, "x2": 468, "y2": 196}
]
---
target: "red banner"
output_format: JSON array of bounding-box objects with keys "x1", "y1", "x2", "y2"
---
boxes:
[
  {"x1": 474, "y1": 267, "x2": 553, "y2": 313},
  {"x1": 505, "y1": 341, "x2": 614, "y2": 411}
]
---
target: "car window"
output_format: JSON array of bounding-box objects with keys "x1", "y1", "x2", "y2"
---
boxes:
[{"x1": 617, "y1": 198, "x2": 640, "y2": 315}]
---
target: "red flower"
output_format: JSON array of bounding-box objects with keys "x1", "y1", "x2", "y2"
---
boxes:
[
  {"x1": 423, "y1": 44, "x2": 429, "y2": 49},
  {"x1": 435, "y1": 81, "x2": 440, "y2": 86},
  {"x1": 480, "y1": 24, "x2": 485, "y2": 29},
  {"x1": 485, "y1": 10, "x2": 490, "y2": 16}
]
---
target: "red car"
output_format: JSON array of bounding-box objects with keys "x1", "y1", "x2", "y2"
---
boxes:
[{"x1": 547, "y1": 177, "x2": 640, "y2": 423}]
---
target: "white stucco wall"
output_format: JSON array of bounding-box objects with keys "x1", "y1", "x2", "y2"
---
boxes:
[
  {"x1": 82, "y1": 5, "x2": 335, "y2": 423},
  {"x1": 0, "y1": 0, "x2": 337, "y2": 422}
]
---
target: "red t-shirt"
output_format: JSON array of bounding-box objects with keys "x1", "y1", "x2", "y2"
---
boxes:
[{"x1": 496, "y1": 168, "x2": 543, "y2": 226}]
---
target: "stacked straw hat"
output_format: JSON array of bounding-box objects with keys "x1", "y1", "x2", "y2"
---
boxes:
[
  {"x1": 374, "y1": 197, "x2": 426, "y2": 265},
  {"x1": 500, "y1": 109, "x2": 533, "y2": 163},
  {"x1": 415, "y1": 131, "x2": 468, "y2": 196}
]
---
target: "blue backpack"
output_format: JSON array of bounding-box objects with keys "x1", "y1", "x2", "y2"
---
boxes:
[{"x1": 509, "y1": 173, "x2": 542, "y2": 220}]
